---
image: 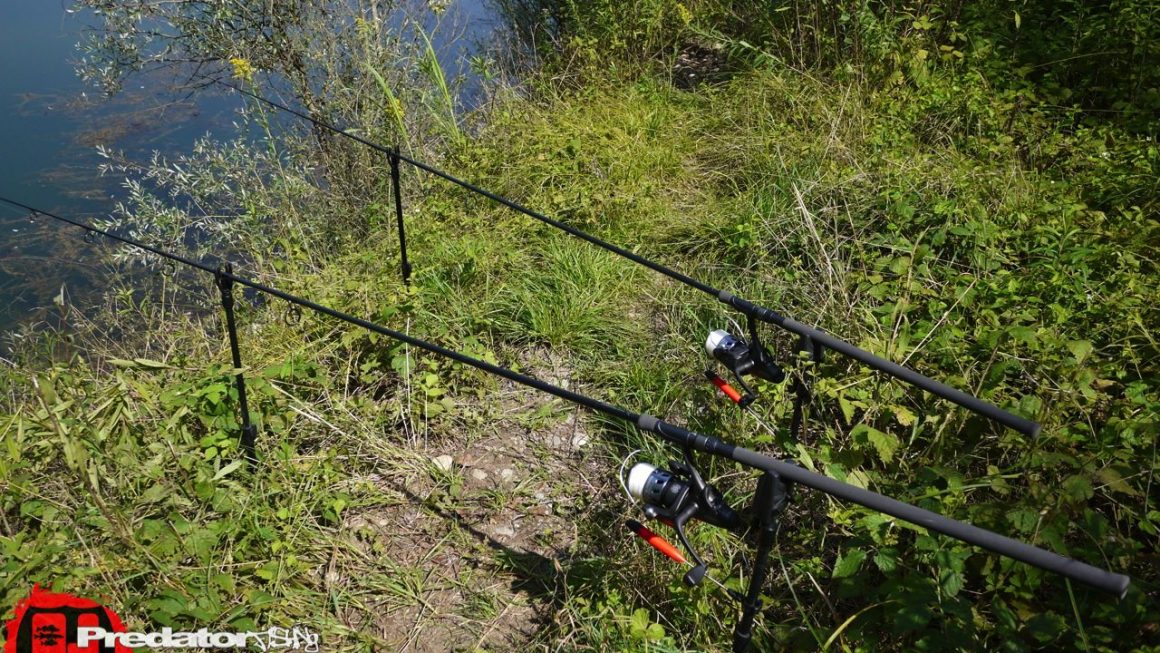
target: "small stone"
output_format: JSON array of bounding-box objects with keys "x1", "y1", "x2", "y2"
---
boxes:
[
  {"x1": 500, "y1": 468, "x2": 514, "y2": 482},
  {"x1": 431, "y1": 455, "x2": 453, "y2": 472},
  {"x1": 345, "y1": 515, "x2": 372, "y2": 530},
  {"x1": 471, "y1": 469, "x2": 488, "y2": 481},
  {"x1": 571, "y1": 432, "x2": 589, "y2": 449},
  {"x1": 493, "y1": 525, "x2": 516, "y2": 538}
]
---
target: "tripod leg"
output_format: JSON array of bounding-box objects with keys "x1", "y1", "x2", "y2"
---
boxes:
[
  {"x1": 216, "y1": 264, "x2": 257, "y2": 464},
  {"x1": 733, "y1": 471, "x2": 788, "y2": 652},
  {"x1": 389, "y1": 149, "x2": 412, "y2": 284}
]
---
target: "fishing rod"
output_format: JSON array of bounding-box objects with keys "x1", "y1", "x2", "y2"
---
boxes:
[
  {"x1": 216, "y1": 80, "x2": 1041, "y2": 439},
  {"x1": 0, "y1": 196, "x2": 1130, "y2": 652}
]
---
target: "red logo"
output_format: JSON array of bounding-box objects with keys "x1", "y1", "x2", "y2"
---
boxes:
[{"x1": 3, "y1": 585, "x2": 129, "y2": 653}]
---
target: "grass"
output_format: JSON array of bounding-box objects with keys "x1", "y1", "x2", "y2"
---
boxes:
[
  {"x1": 3, "y1": 25, "x2": 1158, "y2": 653},
  {"x1": 491, "y1": 239, "x2": 641, "y2": 349},
  {"x1": 296, "y1": 64, "x2": 1153, "y2": 648}
]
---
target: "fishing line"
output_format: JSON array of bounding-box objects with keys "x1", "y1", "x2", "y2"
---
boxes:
[{"x1": 215, "y1": 80, "x2": 715, "y2": 292}]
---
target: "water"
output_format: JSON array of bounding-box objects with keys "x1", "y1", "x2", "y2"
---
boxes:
[
  {"x1": 0, "y1": 3, "x2": 238, "y2": 336},
  {"x1": 0, "y1": 1, "x2": 499, "y2": 338}
]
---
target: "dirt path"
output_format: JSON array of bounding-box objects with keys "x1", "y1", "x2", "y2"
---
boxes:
[{"x1": 330, "y1": 376, "x2": 616, "y2": 652}]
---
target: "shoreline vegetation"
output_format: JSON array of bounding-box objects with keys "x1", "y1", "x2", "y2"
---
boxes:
[{"x1": 3, "y1": 2, "x2": 1157, "y2": 651}]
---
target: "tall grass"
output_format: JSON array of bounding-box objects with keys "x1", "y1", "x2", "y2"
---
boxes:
[
  {"x1": 363, "y1": 62, "x2": 410, "y2": 153},
  {"x1": 416, "y1": 25, "x2": 463, "y2": 148}
]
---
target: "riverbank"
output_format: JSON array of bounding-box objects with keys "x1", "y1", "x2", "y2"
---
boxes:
[{"x1": 3, "y1": 2, "x2": 1157, "y2": 651}]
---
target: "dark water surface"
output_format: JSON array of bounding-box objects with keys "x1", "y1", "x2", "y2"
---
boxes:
[
  {"x1": 0, "y1": 3, "x2": 236, "y2": 335},
  {"x1": 0, "y1": 1, "x2": 497, "y2": 338}
]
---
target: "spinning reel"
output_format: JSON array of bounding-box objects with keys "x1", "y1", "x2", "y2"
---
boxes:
[
  {"x1": 620, "y1": 314, "x2": 821, "y2": 651},
  {"x1": 626, "y1": 448, "x2": 740, "y2": 587},
  {"x1": 704, "y1": 314, "x2": 786, "y2": 407},
  {"x1": 623, "y1": 446, "x2": 793, "y2": 652}
]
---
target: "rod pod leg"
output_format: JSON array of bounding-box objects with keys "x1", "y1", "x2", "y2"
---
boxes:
[
  {"x1": 389, "y1": 148, "x2": 412, "y2": 285},
  {"x1": 216, "y1": 264, "x2": 258, "y2": 464},
  {"x1": 789, "y1": 335, "x2": 823, "y2": 445},
  {"x1": 733, "y1": 471, "x2": 789, "y2": 653}
]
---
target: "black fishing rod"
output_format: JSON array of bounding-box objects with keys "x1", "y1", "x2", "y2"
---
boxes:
[
  {"x1": 216, "y1": 80, "x2": 1040, "y2": 438},
  {"x1": 1, "y1": 196, "x2": 1130, "y2": 613}
]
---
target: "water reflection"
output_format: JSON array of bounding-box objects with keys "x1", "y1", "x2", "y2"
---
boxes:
[{"x1": 0, "y1": 1, "x2": 500, "y2": 342}]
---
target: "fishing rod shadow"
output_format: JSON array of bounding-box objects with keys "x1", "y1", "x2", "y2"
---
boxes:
[{"x1": 377, "y1": 469, "x2": 575, "y2": 614}]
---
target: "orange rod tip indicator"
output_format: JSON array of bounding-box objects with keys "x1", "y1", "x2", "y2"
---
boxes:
[
  {"x1": 626, "y1": 519, "x2": 687, "y2": 564},
  {"x1": 706, "y1": 371, "x2": 743, "y2": 404}
]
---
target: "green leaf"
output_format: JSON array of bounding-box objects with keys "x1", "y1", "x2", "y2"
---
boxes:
[
  {"x1": 1026, "y1": 612, "x2": 1066, "y2": 644},
  {"x1": 875, "y1": 548, "x2": 898, "y2": 572},
  {"x1": 140, "y1": 483, "x2": 169, "y2": 504},
  {"x1": 135, "y1": 358, "x2": 172, "y2": 368},
  {"x1": 185, "y1": 527, "x2": 220, "y2": 564},
  {"x1": 1062, "y1": 475, "x2": 1094, "y2": 502},
  {"x1": 860, "y1": 513, "x2": 894, "y2": 542},
  {"x1": 895, "y1": 591, "x2": 934, "y2": 632},
  {"x1": 892, "y1": 405, "x2": 917, "y2": 427},
  {"x1": 839, "y1": 396, "x2": 856, "y2": 424},
  {"x1": 230, "y1": 617, "x2": 257, "y2": 632},
  {"x1": 1008, "y1": 325, "x2": 1037, "y2": 344},
  {"x1": 854, "y1": 424, "x2": 901, "y2": 463},
  {"x1": 833, "y1": 549, "x2": 867, "y2": 578},
  {"x1": 1095, "y1": 467, "x2": 1139, "y2": 497},
  {"x1": 630, "y1": 607, "x2": 649, "y2": 633},
  {"x1": 213, "y1": 574, "x2": 236, "y2": 593},
  {"x1": 1006, "y1": 508, "x2": 1039, "y2": 533},
  {"x1": 213, "y1": 460, "x2": 244, "y2": 481},
  {"x1": 940, "y1": 569, "x2": 965, "y2": 597},
  {"x1": 869, "y1": 428, "x2": 901, "y2": 463},
  {"x1": 247, "y1": 589, "x2": 275, "y2": 609},
  {"x1": 255, "y1": 561, "x2": 280, "y2": 581},
  {"x1": 144, "y1": 597, "x2": 184, "y2": 626},
  {"x1": 108, "y1": 357, "x2": 174, "y2": 370},
  {"x1": 1066, "y1": 339, "x2": 1093, "y2": 363},
  {"x1": 794, "y1": 444, "x2": 816, "y2": 471}
]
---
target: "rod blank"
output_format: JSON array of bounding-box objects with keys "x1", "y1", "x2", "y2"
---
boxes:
[
  {"x1": 0, "y1": 196, "x2": 1121, "y2": 600},
  {"x1": 217, "y1": 81, "x2": 1041, "y2": 438},
  {"x1": 639, "y1": 416, "x2": 1128, "y2": 597}
]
